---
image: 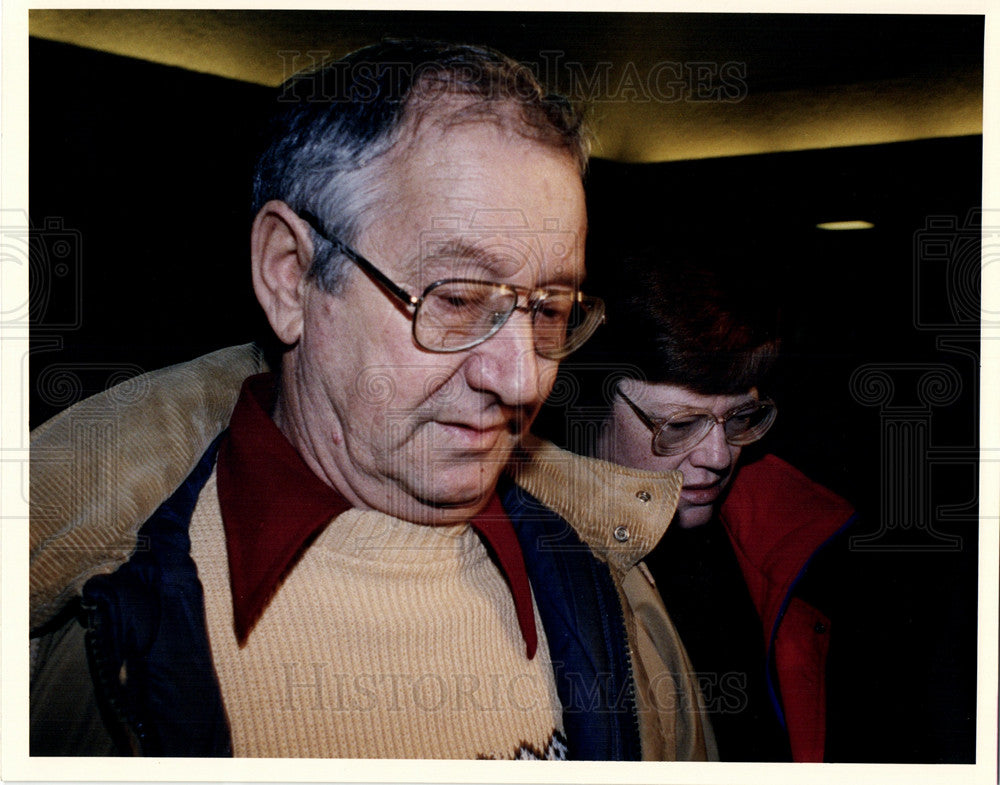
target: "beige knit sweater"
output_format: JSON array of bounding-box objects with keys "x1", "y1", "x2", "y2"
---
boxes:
[{"x1": 189, "y1": 470, "x2": 565, "y2": 759}]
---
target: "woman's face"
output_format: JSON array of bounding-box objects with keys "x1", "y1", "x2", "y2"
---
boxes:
[{"x1": 598, "y1": 380, "x2": 758, "y2": 528}]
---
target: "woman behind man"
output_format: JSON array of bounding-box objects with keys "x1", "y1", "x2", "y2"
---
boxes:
[{"x1": 535, "y1": 250, "x2": 856, "y2": 761}]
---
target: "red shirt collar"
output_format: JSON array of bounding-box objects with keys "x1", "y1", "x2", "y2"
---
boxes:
[{"x1": 216, "y1": 373, "x2": 537, "y2": 658}]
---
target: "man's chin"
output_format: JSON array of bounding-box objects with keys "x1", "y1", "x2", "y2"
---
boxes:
[{"x1": 405, "y1": 466, "x2": 507, "y2": 522}]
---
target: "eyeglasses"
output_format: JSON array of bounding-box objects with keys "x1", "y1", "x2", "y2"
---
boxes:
[
  {"x1": 616, "y1": 386, "x2": 777, "y2": 457},
  {"x1": 299, "y1": 211, "x2": 605, "y2": 360}
]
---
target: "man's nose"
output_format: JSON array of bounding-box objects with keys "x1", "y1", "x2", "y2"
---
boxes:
[
  {"x1": 463, "y1": 313, "x2": 549, "y2": 408},
  {"x1": 688, "y1": 422, "x2": 733, "y2": 471}
]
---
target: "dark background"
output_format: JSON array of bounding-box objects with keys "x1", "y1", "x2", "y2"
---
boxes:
[
  {"x1": 542, "y1": 138, "x2": 981, "y2": 763},
  {"x1": 28, "y1": 26, "x2": 981, "y2": 763}
]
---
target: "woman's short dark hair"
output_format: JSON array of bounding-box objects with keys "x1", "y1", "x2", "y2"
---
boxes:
[
  {"x1": 598, "y1": 251, "x2": 780, "y2": 395},
  {"x1": 542, "y1": 242, "x2": 781, "y2": 431}
]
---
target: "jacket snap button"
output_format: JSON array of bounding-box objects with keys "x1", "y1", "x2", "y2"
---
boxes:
[
  {"x1": 636, "y1": 490, "x2": 651, "y2": 503},
  {"x1": 613, "y1": 525, "x2": 630, "y2": 543},
  {"x1": 814, "y1": 622, "x2": 827, "y2": 634}
]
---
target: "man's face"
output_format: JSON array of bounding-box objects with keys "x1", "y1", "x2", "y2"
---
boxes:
[
  {"x1": 277, "y1": 119, "x2": 587, "y2": 524},
  {"x1": 600, "y1": 381, "x2": 758, "y2": 528}
]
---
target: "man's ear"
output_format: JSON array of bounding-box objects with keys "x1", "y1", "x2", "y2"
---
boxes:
[{"x1": 251, "y1": 200, "x2": 315, "y2": 345}]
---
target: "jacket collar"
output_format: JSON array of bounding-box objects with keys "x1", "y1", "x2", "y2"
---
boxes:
[
  {"x1": 30, "y1": 344, "x2": 268, "y2": 631},
  {"x1": 508, "y1": 434, "x2": 683, "y2": 578},
  {"x1": 719, "y1": 452, "x2": 855, "y2": 632}
]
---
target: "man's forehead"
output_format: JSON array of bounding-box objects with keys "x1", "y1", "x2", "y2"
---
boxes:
[
  {"x1": 417, "y1": 219, "x2": 584, "y2": 285},
  {"x1": 357, "y1": 114, "x2": 587, "y2": 286},
  {"x1": 388, "y1": 107, "x2": 583, "y2": 197}
]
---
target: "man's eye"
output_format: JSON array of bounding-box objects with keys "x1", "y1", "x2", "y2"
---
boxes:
[
  {"x1": 537, "y1": 304, "x2": 570, "y2": 323},
  {"x1": 535, "y1": 296, "x2": 573, "y2": 323},
  {"x1": 664, "y1": 416, "x2": 704, "y2": 432},
  {"x1": 435, "y1": 288, "x2": 489, "y2": 310}
]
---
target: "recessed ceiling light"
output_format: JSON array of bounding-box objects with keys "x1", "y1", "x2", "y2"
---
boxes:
[{"x1": 816, "y1": 220, "x2": 875, "y2": 230}]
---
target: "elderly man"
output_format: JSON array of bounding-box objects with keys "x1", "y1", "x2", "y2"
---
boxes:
[{"x1": 29, "y1": 40, "x2": 712, "y2": 760}]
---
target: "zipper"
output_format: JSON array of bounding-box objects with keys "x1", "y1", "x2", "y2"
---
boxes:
[{"x1": 82, "y1": 596, "x2": 144, "y2": 755}]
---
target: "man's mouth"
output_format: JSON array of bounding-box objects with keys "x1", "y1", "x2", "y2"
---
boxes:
[{"x1": 435, "y1": 420, "x2": 512, "y2": 450}]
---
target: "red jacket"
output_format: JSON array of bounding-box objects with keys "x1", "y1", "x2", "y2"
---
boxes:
[{"x1": 719, "y1": 454, "x2": 856, "y2": 762}]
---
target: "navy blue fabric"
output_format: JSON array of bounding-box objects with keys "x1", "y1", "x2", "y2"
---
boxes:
[
  {"x1": 499, "y1": 477, "x2": 642, "y2": 761},
  {"x1": 764, "y1": 512, "x2": 860, "y2": 731},
  {"x1": 82, "y1": 436, "x2": 232, "y2": 756}
]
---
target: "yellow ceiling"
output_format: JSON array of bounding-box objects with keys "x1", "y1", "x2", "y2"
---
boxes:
[{"x1": 28, "y1": 9, "x2": 983, "y2": 162}]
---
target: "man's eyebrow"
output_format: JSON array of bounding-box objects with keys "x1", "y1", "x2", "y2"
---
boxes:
[
  {"x1": 421, "y1": 237, "x2": 581, "y2": 287},
  {"x1": 424, "y1": 238, "x2": 489, "y2": 263}
]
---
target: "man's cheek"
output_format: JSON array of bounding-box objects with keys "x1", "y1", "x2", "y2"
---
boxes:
[{"x1": 354, "y1": 363, "x2": 466, "y2": 411}]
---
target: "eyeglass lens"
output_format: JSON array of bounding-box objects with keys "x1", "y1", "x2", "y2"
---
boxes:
[
  {"x1": 653, "y1": 402, "x2": 776, "y2": 454},
  {"x1": 413, "y1": 280, "x2": 600, "y2": 359}
]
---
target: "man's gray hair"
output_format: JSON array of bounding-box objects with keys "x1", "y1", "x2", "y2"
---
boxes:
[{"x1": 252, "y1": 38, "x2": 589, "y2": 293}]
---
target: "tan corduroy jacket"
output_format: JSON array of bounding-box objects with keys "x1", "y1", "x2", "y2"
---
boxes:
[{"x1": 29, "y1": 344, "x2": 716, "y2": 761}]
